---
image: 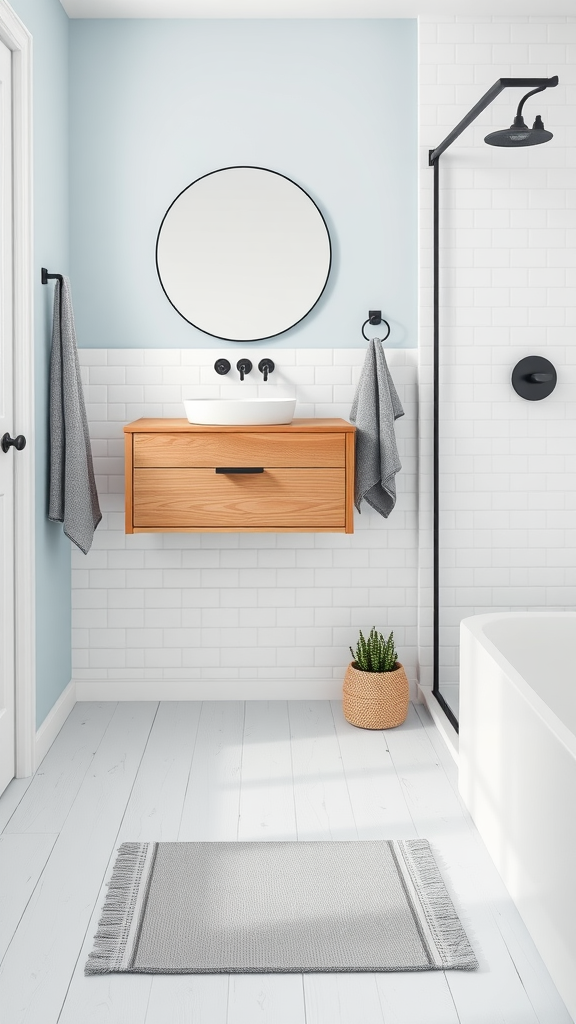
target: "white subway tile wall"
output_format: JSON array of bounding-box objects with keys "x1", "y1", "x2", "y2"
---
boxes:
[
  {"x1": 419, "y1": 15, "x2": 576, "y2": 686},
  {"x1": 75, "y1": 348, "x2": 418, "y2": 694}
]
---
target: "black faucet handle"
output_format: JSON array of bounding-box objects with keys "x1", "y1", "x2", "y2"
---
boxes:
[
  {"x1": 236, "y1": 358, "x2": 253, "y2": 381},
  {"x1": 258, "y1": 359, "x2": 275, "y2": 382}
]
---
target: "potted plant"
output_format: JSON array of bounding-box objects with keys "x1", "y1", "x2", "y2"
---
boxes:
[{"x1": 343, "y1": 628, "x2": 409, "y2": 730}]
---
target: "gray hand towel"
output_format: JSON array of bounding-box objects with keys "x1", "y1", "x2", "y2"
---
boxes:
[
  {"x1": 48, "y1": 277, "x2": 102, "y2": 554},
  {"x1": 350, "y1": 339, "x2": 404, "y2": 518}
]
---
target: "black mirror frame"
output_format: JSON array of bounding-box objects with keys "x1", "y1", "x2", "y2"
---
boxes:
[{"x1": 155, "y1": 165, "x2": 332, "y2": 343}]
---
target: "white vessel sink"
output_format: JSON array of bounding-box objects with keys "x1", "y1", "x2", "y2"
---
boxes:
[{"x1": 184, "y1": 395, "x2": 296, "y2": 426}]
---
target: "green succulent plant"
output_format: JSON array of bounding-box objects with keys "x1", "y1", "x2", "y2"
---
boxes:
[{"x1": 350, "y1": 628, "x2": 398, "y2": 673}]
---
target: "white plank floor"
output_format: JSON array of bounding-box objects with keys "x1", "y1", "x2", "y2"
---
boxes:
[{"x1": 0, "y1": 699, "x2": 571, "y2": 1024}]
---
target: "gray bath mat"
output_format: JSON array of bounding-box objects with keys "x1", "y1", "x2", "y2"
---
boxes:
[{"x1": 85, "y1": 839, "x2": 477, "y2": 975}]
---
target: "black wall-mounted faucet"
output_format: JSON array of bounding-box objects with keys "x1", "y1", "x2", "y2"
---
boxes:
[
  {"x1": 214, "y1": 358, "x2": 231, "y2": 375},
  {"x1": 237, "y1": 358, "x2": 253, "y2": 382},
  {"x1": 258, "y1": 359, "x2": 275, "y2": 382}
]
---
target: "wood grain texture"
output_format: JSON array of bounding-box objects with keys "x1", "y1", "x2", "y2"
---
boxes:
[
  {"x1": 290, "y1": 701, "x2": 384, "y2": 1024},
  {"x1": 289, "y1": 701, "x2": 356, "y2": 841},
  {"x1": 233, "y1": 701, "x2": 306, "y2": 1024},
  {"x1": 145, "y1": 976, "x2": 229, "y2": 1024},
  {"x1": 0, "y1": 702, "x2": 157, "y2": 1024},
  {"x1": 124, "y1": 417, "x2": 355, "y2": 434},
  {"x1": 345, "y1": 429, "x2": 355, "y2": 534},
  {"x1": 329, "y1": 700, "x2": 460, "y2": 1022},
  {"x1": 238, "y1": 701, "x2": 296, "y2": 842},
  {"x1": 57, "y1": 702, "x2": 202, "y2": 1024},
  {"x1": 329, "y1": 700, "x2": 413, "y2": 840},
  {"x1": 305, "y1": 974, "x2": 385, "y2": 1024},
  {"x1": 145, "y1": 702, "x2": 243, "y2": 1024},
  {"x1": 178, "y1": 701, "x2": 245, "y2": 843},
  {"x1": 124, "y1": 430, "x2": 134, "y2": 534},
  {"x1": 228, "y1": 975, "x2": 306, "y2": 1024},
  {"x1": 5, "y1": 702, "x2": 118, "y2": 835},
  {"x1": 133, "y1": 431, "x2": 345, "y2": 468},
  {"x1": 0, "y1": 777, "x2": 32, "y2": 832},
  {"x1": 125, "y1": 419, "x2": 355, "y2": 534},
  {"x1": 0, "y1": 833, "x2": 57, "y2": 961},
  {"x1": 133, "y1": 468, "x2": 346, "y2": 529},
  {"x1": 132, "y1": 526, "x2": 348, "y2": 533}
]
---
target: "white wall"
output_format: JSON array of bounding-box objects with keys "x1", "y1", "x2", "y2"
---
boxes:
[
  {"x1": 418, "y1": 14, "x2": 576, "y2": 687},
  {"x1": 73, "y1": 349, "x2": 418, "y2": 698}
]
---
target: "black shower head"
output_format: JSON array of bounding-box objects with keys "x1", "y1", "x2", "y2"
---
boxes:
[
  {"x1": 485, "y1": 115, "x2": 553, "y2": 147},
  {"x1": 484, "y1": 81, "x2": 556, "y2": 148}
]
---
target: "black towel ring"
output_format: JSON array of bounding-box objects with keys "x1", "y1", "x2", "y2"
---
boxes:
[{"x1": 362, "y1": 310, "x2": 390, "y2": 343}]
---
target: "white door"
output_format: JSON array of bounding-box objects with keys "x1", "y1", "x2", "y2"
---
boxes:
[{"x1": 0, "y1": 36, "x2": 15, "y2": 796}]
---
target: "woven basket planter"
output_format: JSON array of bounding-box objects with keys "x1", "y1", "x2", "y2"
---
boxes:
[{"x1": 343, "y1": 662, "x2": 409, "y2": 730}]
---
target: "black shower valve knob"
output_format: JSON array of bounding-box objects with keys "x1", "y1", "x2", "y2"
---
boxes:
[
  {"x1": 237, "y1": 359, "x2": 253, "y2": 381},
  {"x1": 511, "y1": 356, "x2": 557, "y2": 401}
]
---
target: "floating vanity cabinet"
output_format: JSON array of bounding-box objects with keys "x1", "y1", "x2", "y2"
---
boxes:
[{"x1": 124, "y1": 418, "x2": 356, "y2": 534}]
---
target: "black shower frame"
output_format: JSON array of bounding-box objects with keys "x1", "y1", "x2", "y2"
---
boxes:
[{"x1": 428, "y1": 76, "x2": 558, "y2": 733}]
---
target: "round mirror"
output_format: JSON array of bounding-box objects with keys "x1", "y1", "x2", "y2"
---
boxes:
[{"x1": 156, "y1": 166, "x2": 331, "y2": 342}]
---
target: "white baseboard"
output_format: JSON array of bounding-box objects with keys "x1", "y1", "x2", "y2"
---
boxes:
[
  {"x1": 74, "y1": 677, "x2": 344, "y2": 702},
  {"x1": 417, "y1": 683, "x2": 459, "y2": 764},
  {"x1": 35, "y1": 680, "x2": 77, "y2": 767}
]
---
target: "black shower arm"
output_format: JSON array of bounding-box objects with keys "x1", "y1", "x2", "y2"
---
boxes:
[
  {"x1": 428, "y1": 75, "x2": 558, "y2": 165},
  {"x1": 516, "y1": 84, "x2": 547, "y2": 120}
]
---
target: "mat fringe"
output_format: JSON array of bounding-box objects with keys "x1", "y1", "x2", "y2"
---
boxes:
[
  {"x1": 85, "y1": 839, "x2": 477, "y2": 975},
  {"x1": 400, "y1": 839, "x2": 478, "y2": 970},
  {"x1": 85, "y1": 842, "x2": 151, "y2": 974}
]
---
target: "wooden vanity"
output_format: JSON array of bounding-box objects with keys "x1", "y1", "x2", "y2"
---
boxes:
[{"x1": 124, "y1": 418, "x2": 356, "y2": 533}]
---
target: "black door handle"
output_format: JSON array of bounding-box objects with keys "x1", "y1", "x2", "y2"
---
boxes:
[
  {"x1": 215, "y1": 467, "x2": 264, "y2": 474},
  {"x1": 1, "y1": 433, "x2": 26, "y2": 453}
]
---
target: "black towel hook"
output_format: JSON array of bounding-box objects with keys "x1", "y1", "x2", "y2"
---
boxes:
[
  {"x1": 41, "y1": 267, "x2": 63, "y2": 285},
  {"x1": 362, "y1": 309, "x2": 391, "y2": 343}
]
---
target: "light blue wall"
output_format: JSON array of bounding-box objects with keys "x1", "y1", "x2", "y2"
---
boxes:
[
  {"x1": 10, "y1": 0, "x2": 72, "y2": 727},
  {"x1": 70, "y1": 19, "x2": 417, "y2": 349}
]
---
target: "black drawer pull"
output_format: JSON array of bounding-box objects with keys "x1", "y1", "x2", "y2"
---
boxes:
[{"x1": 215, "y1": 467, "x2": 264, "y2": 474}]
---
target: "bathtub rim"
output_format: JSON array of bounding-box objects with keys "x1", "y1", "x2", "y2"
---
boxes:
[{"x1": 460, "y1": 611, "x2": 576, "y2": 762}]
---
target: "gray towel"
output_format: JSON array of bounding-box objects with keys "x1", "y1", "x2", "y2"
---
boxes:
[
  {"x1": 48, "y1": 277, "x2": 101, "y2": 554},
  {"x1": 350, "y1": 339, "x2": 404, "y2": 518}
]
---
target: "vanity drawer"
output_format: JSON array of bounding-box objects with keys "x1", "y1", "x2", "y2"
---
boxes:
[
  {"x1": 133, "y1": 468, "x2": 346, "y2": 529},
  {"x1": 133, "y1": 432, "x2": 345, "y2": 469}
]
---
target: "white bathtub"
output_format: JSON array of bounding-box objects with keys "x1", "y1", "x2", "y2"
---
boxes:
[{"x1": 459, "y1": 612, "x2": 576, "y2": 1021}]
